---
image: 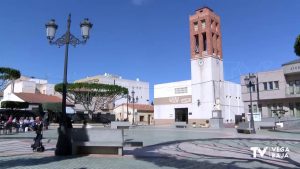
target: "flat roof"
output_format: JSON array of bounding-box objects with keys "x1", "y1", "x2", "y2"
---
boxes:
[{"x1": 282, "y1": 58, "x2": 300, "y2": 66}]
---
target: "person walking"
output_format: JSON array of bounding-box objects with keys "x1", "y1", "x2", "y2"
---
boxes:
[{"x1": 31, "y1": 116, "x2": 44, "y2": 152}]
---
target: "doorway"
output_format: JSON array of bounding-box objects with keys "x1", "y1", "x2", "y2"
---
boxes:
[{"x1": 175, "y1": 108, "x2": 188, "y2": 123}]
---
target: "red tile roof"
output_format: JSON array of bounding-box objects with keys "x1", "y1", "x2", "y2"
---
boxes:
[
  {"x1": 14, "y1": 93, "x2": 72, "y2": 105},
  {"x1": 118, "y1": 103, "x2": 154, "y2": 113}
]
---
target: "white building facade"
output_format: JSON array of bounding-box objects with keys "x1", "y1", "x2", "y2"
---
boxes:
[
  {"x1": 75, "y1": 73, "x2": 150, "y2": 113},
  {"x1": 154, "y1": 7, "x2": 243, "y2": 125},
  {"x1": 2, "y1": 76, "x2": 55, "y2": 102}
]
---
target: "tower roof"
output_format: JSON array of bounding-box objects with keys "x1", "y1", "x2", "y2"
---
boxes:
[{"x1": 195, "y1": 6, "x2": 214, "y2": 12}]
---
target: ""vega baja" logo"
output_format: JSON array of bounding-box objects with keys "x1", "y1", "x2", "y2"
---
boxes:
[{"x1": 250, "y1": 147, "x2": 289, "y2": 159}]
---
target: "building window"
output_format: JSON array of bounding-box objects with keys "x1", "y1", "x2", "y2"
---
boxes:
[
  {"x1": 216, "y1": 22, "x2": 219, "y2": 31},
  {"x1": 247, "y1": 85, "x2": 255, "y2": 93},
  {"x1": 194, "y1": 34, "x2": 199, "y2": 53},
  {"x1": 295, "y1": 80, "x2": 300, "y2": 94},
  {"x1": 296, "y1": 103, "x2": 300, "y2": 117},
  {"x1": 211, "y1": 20, "x2": 214, "y2": 29},
  {"x1": 267, "y1": 104, "x2": 272, "y2": 117},
  {"x1": 201, "y1": 20, "x2": 206, "y2": 29},
  {"x1": 272, "y1": 104, "x2": 277, "y2": 117},
  {"x1": 263, "y1": 82, "x2": 268, "y2": 90},
  {"x1": 248, "y1": 105, "x2": 252, "y2": 113},
  {"x1": 175, "y1": 87, "x2": 188, "y2": 94},
  {"x1": 278, "y1": 103, "x2": 283, "y2": 110},
  {"x1": 258, "y1": 104, "x2": 262, "y2": 113},
  {"x1": 202, "y1": 32, "x2": 207, "y2": 51},
  {"x1": 193, "y1": 21, "x2": 198, "y2": 31},
  {"x1": 289, "y1": 81, "x2": 294, "y2": 95},
  {"x1": 253, "y1": 104, "x2": 257, "y2": 113},
  {"x1": 139, "y1": 116, "x2": 144, "y2": 122},
  {"x1": 289, "y1": 103, "x2": 294, "y2": 117},
  {"x1": 274, "y1": 81, "x2": 279, "y2": 89},
  {"x1": 269, "y1": 82, "x2": 273, "y2": 90}
]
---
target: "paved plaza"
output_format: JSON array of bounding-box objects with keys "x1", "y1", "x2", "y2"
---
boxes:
[{"x1": 0, "y1": 126, "x2": 300, "y2": 169}]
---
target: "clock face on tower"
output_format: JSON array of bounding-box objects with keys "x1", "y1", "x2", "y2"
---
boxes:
[{"x1": 198, "y1": 59, "x2": 204, "y2": 66}]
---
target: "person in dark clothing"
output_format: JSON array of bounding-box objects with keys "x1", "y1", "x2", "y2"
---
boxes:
[{"x1": 31, "y1": 116, "x2": 44, "y2": 152}]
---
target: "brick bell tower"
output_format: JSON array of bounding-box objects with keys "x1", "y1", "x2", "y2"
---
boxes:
[
  {"x1": 190, "y1": 7, "x2": 225, "y2": 122},
  {"x1": 190, "y1": 7, "x2": 222, "y2": 59}
]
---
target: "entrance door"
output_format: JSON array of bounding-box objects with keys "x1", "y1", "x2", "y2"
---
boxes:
[
  {"x1": 175, "y1": 108, "x2": 188, "y2": 123},
  {"x1": 148, "y1": 115, "x2": 151, "y2": 125}
]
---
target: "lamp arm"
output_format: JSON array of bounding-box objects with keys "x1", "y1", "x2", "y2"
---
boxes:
[{"x1": 49, "y1": 33, "x2": 86, "y2": 47}]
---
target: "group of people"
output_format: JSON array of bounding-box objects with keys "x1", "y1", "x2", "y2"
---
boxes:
[{"x1": 0, "y1": 115, "x2": 48, "y2": 133}]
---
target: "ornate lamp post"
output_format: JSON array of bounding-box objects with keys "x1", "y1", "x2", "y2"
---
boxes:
[
  {"x1": 244, "y1": 73, "x2": 257, "y2": 134},
  {"x1": 129, "y1": 90, "x2": 138, "y2": 125},
  {"x1": 45, "y1": 14, "x2": 92, "y2": 155}
]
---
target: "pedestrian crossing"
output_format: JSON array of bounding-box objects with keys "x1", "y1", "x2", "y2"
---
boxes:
[{"x1": 0, "y1": 139, "x2": 56, "y2": 157}]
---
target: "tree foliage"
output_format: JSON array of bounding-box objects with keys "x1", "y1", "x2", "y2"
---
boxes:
[
  {"x1": 0, "y1": 67, "x2": 21, "y2": 91},
  {"x1": 55, "y1": 83, "x2": 128, "y2": 115},
  {"x1": 294, "y1": 35, "x2": 300, "y2": 57},
  {"x1": 42, "y1": 102, "x2": 62, "y2": 113},
  {"x1": 1, "y1": 101, "x2": 29, "y2": 109}
]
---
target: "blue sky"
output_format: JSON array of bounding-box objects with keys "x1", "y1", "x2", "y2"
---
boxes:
[{"x1": 1, "y1": 0, "x2": 300, "y2": 101}]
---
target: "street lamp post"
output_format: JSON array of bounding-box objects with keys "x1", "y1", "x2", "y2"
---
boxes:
[
  {"x1": 129, "y1": 90, "x2": 138, "y2": 125},
  {"x1": 244, "y1": 73, "x2": 257, "y2": 134},
  {"x1": 45, "y1": 14, "x2": 92, "y2": 155}
]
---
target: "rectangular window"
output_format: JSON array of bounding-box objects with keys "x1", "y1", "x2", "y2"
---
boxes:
[
  {"x1": 211, "y1": 20, "x2": 214, "y2": 29},
  {"x1": 216, "y1": 35, "x2": 219, "y2": 55},
  {"x1": 253, "y1": 104, "x2": 257, "y2": 113},
  {"x1": 269, "y1": 82, "x2": 273, "y2": 90},
  {"x1": 202, "y1": 32, "x2": 207, "y2": 51},
  {"x1": 289, "y1": 81, "x2": 294, "y2": 94},
  {"x1": 272, "y1": 104, "x2": 277, "y2": 117},
  {"x1": 267, "y1": 104, "x2": 272, "y2": 117},
  {"x1": 175, "y1": 87, "x2": 188, "y2": 94},
  {"x1": 252, "y1": 85, "x2": 256, "y2": 92},
  {"x1": 296, "y1": 103, "x2": 300, "y2": 117},
  {"x1": 139, "y1": 116, "x2": 144, "y2": 122},
  {"x1": 201, "y1": 20, "x2": 206, "y2": 28},
  {"x1": 274, "y1": 81, "x2": 279, "y2": 89},
  {"x1": 295, "y1": 80, "x2": 300, "y2": 94},
  {"x1": 278, "y1": 103, "x2": 283, "y2": 110},
  {"x1": 258, "y1": 104, "x2": 262, "y2": 113},
  {"x1": 212, "y1": 33, "x2": 215, "y2": 54},
  {"x1": 194, "y1": 35, "x2": 199, "y2": 53},
  {"x1": 263, "y1": 82, "x2": 268, "y2": 90},
  {"x1": 216, "y1": 22, "x2": 219, "y2": 31},
  {"x1": 289, "y1": 103, "x2": 295, "y2": 117},
  {"x1": 247, "y1": 85, "x2": 255, "y2": 93},
  {"x1": 248, "y1": 105, "x2": 252, "y2": 113},
  {"x1": 193, "y1": 22, "x2": 198, "y2": 31}
]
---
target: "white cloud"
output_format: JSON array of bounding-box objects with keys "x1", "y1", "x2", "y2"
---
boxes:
[{"x1": 131, "y1": 0, "x2": 148, "y2": 6}]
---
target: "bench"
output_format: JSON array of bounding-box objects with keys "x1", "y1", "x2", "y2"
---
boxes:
[
  {"x1": 236, "y1": 122, "x2": 254, "y2": 134},
  {"x1": 111, "y1": 121, "x2": 131, "y2": 129},
  {"x1": 174, "y1": 122, "x2": 187, "y2": 128},
  {"x1": 258, "y1": 122, "x2": 276, "y2": 130},
  {"x1": 71, "y1": 128, "x2": 124, "y2": 155}
]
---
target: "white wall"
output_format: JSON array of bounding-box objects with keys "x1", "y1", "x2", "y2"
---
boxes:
[
  {"x1": 75, "y1": 75, "x2": 150, "y2": 105},
  {"x1": 154, "y1": 80, "x2": 191, "y2": 98},
  {"x1": 222, "y1": 81, "x2": 244, "y2": 122},
  {"x1": 191, "y1": 57, "x2": 224, "y2": 120}
]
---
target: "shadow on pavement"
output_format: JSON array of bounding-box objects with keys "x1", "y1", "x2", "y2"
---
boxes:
[
  {"x1": 0, "y1": 155, "x2": 86, "y2": 169},
  {"x1": 268, "y1": 130, "x2": 300, "y2": 135},
  {"x1": 128, "y1": 137, "x2": 300, "y2": 169}
]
